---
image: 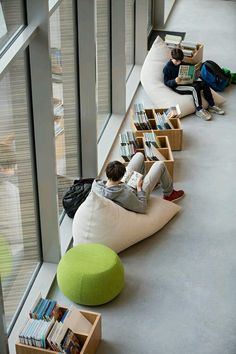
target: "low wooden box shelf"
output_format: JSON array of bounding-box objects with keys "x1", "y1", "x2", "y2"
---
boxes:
[
  {"x1": 15, "y1": 309, "x2": 101, "y2": 354},
  {"x1": 123, "y1": 135, "x2": 174, "y2": 179},
  {"x1": 183, "y1": 43, "x2": 204, "y2": 65},
  {"x1": 132, "y1": 108, "x2": 183, "y2": 151}
]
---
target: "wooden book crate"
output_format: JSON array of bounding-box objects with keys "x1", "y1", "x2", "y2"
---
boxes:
[
  {"x1": 132, "y1": 108, "x2": 183, "y2": 151},
  {"x1": 183, "y1": 43, "x2": 204, "y2": 64},
  {"x1": 123, "y1": 136, "x2": 174, "y2": 179},
  {"x1": 15, "y1": 310, "x2": 101, "y2": 354}
]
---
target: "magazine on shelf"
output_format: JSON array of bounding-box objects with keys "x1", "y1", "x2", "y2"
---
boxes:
[
  {"x1": 178, "y1": 62, "x2": 201, "y2": 84},
  {"x1": 144, "y1": 143, "x2": 166, "y2": 162},
  {"x1": 133, "y1": 103, "x2": 152, "y2": 130},
  {"x1": 121, "y1": 170, "x2": 143, "y2": 189},
  {"x1": 164, "y1": 34, "x2": 182, "y2": 48}
]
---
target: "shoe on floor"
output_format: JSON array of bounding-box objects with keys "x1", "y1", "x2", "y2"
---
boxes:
[
  {"x1": 195, "y1": 109, "x2": 212, "y2": 121},
  {"x1": 163, "y1": 189, "x2": 185, "y2": 202},
  {"x1": 208, "y1": 105, "x2": 225, "y2": 115}
]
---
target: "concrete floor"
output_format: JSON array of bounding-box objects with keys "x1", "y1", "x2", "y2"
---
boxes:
[{"x1": 51, "y1": 1, "x2": 236, "y2": 353}]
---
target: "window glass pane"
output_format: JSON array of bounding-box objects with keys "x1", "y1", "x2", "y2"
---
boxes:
[
  {"x1": 95, "y1": 0, "x2": 111, "y2": 136},
  {"x1": 0, "y1": 0, "x2": 25, "y2": 52},
  {"x1": 148, "y1": 0, "x2": 153, "y2": 34},
  {"x1": 0, "y1": 53, "x2": 41, "y2": 331},
  {"x1": 125, "y1": 0, "x2": 135, "y2": 79},
  {"x1": 49, "y1": 1, "x2": 80, "y2": 214}
]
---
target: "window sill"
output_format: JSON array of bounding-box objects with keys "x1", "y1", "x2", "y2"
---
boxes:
[{"x1": 8, "y1": 262, "x2": 57, "y2": 354}]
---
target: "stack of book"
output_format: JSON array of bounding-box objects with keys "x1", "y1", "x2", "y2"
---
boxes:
[
  {"x1": 133, "y1": 103, "x2": 152, "y2": 130},
  {"x1": 119, "y1": 131, "x2": 139, "y2": 162},
  {"x1": 143, "y1": 132, "x2": 165, "y2": 162},
  {"x1": 180, "y1": 41, "x2": 198, "y2": 57},
  {"x1": 18, "y1": 295, "x2": 92, "y2": 352},
  {"x1": 154, "y1": 111, "x2": 175, "y2": 130},
  {"x1": 164, "y1": 34, "x2": 182, "y2": 48}
]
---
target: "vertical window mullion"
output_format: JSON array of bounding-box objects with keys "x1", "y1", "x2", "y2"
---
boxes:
[
  {"x1": 77, "y1": 0, "x2": 97, "y2": 178},
  {"x1": 27, "y1": 0, "x2": 61, "y2": 263},
  {"x1": 135, "y1": 0, "x2": 148, "y2": 65},
  {"x1": 111, "y1": 0, "x2": 126, "y2": 114}
]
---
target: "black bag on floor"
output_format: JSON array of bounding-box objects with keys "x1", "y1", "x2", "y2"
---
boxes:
[
  {"x1": 62, "y1": 178, "x2": 94, "y2": 218},
  {"x1": 200, "y1": 60, "x2": 231, "y2": 91}
]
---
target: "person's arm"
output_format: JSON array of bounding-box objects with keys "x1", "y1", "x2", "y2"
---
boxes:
[
  {"x1": 163, "y1": 65, "x2": 178, "y2": 87},
  {"x1": 121, "y1": 183, "x2": 148, "y2": 214}
]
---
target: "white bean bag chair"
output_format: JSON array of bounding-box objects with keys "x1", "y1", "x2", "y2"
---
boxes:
[
  {"x1": 140, "y1": 36, "x2": 226, "y2": 117},
  {"x1": 72, "y1": 190, "x2": 181, "y2": 253}
]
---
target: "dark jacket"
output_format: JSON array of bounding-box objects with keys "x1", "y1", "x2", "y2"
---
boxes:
[{"x1": 163, "y1": 60, "x2": 180, "y2": 88}]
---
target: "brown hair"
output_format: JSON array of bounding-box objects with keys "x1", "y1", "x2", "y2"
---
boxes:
[
  {"x1": 171, "y1": 48, "x2": 184, "y2": 61},
  {"x1": 105, "y1": 161, "x2": 126, "y2": 181}
]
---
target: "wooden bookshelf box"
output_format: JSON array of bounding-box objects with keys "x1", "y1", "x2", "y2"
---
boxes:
[
  {"x1": 15, "y1": 310, "x2": 101, "y2": 354},
  {"x1": 123, "y1": 136, "x2": 174, "y2": 179},
  {"x1": 132, "y1": 108, "x2": 183, "y2": 151},
  {"x1": 183, "y1": 43, "x2": 204, "y2": 64}
]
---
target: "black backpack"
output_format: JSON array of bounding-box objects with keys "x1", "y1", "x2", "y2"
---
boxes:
[
  {"x1": 200, "y1": 60, "x2": 231, "y2": 92},
  {"x1": 62, "y1": 178, "x2": 94, "y2": 218}
]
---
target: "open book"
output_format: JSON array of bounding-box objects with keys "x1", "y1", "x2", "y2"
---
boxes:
[
  {"x1": 121, "y1": 170, "x2": 143, "y2": 189},
  {"x1": 178, "y1": 62, "x2": 201, "y2": 84}
]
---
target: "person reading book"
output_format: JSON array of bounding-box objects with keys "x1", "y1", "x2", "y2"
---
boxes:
[
  {"x1": 163, "y1": 48, "x2": 225, "y2": 121},
  {"x1": 92, "y1": 152, "x2": 184, "y2": 214}
]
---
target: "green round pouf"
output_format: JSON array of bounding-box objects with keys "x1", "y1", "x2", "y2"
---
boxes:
[{"x1": 57, "y1": 243, "x2": 125, "y2": 305}]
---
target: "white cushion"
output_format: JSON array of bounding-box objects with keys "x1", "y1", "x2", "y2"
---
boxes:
[
  {"x1": 72, "y1": 190, "x2": 181, "y2": 253},
  {"x1": 140, "y1": 36, "x2": 226, "y2": 117}
]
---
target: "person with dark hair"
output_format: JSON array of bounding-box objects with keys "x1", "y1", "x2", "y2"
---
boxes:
[
  {"x1": 163, "y1": 48, "x2": 224, "y2": 121},
  {"x1": 92, "y1": 152, "x2": 184, "y2": 214}
]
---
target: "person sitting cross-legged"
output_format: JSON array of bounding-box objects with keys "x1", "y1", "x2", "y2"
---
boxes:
[
  {"x1": 92, "y1": 152, "x2": 184, "y2": 214},
  {"x1": 163, "y1": 48, "x2": 225, "y2": 121}
]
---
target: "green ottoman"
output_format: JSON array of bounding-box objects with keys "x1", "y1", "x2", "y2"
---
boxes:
[{"x1": 57, "y1": 243, "x2": 125, "y2": 305}]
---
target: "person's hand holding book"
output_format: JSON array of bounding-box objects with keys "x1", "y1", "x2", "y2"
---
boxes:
[{"x1": 175, "y1": 76, "x2": 182, "y2": 84}]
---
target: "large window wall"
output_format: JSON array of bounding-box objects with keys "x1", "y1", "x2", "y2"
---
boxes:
[{"x1": 0, "y1": 1, "x2": 156, "y2": 351}]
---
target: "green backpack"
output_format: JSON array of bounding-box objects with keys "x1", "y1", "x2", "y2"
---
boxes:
[{"x1": 222, "y1": 67, "x2": 236, "y2": 84}]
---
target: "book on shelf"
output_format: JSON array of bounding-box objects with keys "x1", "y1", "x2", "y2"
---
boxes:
[
  {"x1": 119, "y1": 131, "x2": 139, "y2": 162},
  {"x1": 119, "y1": 144, "x2": 135, "y2": 162},
  {"x1": 181, "y1": 40, "x2": 198, "y2": 50},
  {"x1": 133, "y1": 103, "x2": 152, "y2": 130},
  {"x1": 18, "y1": 295, "x2": 92, "y2": 352},
  {"x1": 165, "y1": 104, "x2": 181, "y2": 119},
  {"x1": 144, "y1": 143, "x2": 166, "y2": 162},
  {"x1": 164, "y1": 34, "x2": 182, "y2": 48},
  {"x1": 121, "y1": 170, "x2": 143, "y2": 189},
  {"x1": 154, "y1": 112, "x2": 173, "y2": 130},
  {"x1": 178, "y1": 61, "x2": 201, "y2": 84},
  {"x1": 143, "y1": 131, "x2": 161, "y2": 148},
  {"x1": 61, "y1": 328, "x2": 82, "y2": 354},
  {"x1": 143, "y1": 133, "x2": 165, "y2": 162}
]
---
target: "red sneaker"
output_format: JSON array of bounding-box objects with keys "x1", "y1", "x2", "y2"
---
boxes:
[{"x1": 163, "y1": 189, "x2": 184, "y2": 202}]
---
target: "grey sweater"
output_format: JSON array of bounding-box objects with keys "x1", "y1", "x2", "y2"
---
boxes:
[{"x1": 92, "y1": 179, "x2": 148, "y2": 214}]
